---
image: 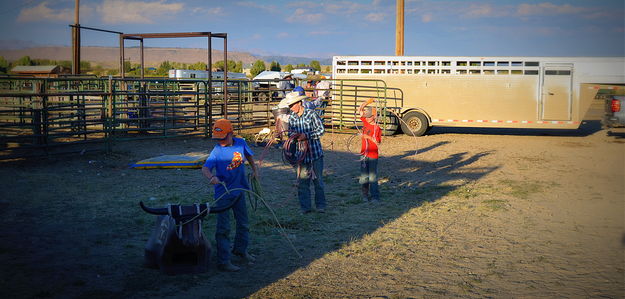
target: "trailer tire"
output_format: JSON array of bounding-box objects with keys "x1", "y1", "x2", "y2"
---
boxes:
[
  {"x1": 379, "y1": 111, "x2": 399, "y2": 136},
  {"x1": 401, "y1": 111, "x2": 429, "y2": 136}
]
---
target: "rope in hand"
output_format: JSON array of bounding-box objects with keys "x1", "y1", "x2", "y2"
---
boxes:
[{"x1": 281, "y1": 133, "x2": 309, "y2": 166}]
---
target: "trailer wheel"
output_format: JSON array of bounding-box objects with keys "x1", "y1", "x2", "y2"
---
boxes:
[
  {"x1": 401, "y1": 111, "x2": 429, "y2": 136},
  {"x1": 379, "y1": 111, "x2": 399, "y2": 136}
]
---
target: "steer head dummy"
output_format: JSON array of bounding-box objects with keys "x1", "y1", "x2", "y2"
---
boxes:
[{"x1": 139, "y1": 198, "x2": 240, "y2": 275}]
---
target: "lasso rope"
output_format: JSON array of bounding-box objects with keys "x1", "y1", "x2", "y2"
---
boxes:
[
  {"x1": 178, "y1": 181, "x2": 303, "y2": 259},
  {"x1": 281, "y1": 134, "x2": 309, "y2": 166}
]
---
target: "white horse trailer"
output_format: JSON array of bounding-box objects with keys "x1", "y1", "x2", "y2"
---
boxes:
[{"x1": 332, "y1": 56, "x2": 625, "y2": 135}]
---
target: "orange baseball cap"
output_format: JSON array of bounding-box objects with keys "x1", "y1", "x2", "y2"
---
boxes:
[{"x1": 212, "y1": 119, "x2": 233, "y2": 139}]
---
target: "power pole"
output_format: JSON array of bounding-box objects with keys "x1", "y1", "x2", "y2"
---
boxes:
[
  {"x1": 72, "y1": 0, "x2": 80, "y2": 74},
  {"x1": 395, "y1": 0, "x2": 404, "y2": 56}
]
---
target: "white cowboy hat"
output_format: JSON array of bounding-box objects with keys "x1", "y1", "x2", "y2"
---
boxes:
[{"x1": 282, "y1": 91, "x2": 307, "y2": 107}]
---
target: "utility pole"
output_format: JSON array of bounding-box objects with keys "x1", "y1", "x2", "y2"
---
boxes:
[
  {"x1": 72, "y1": 0, "x2": 80, "y2": 74},
  {"x1": 395, "y1": 0, "x2": 404, "y2": 56}
]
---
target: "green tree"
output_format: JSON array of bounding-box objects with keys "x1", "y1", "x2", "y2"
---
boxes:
[
  {"x1": 80, "y1": 61, "x2": 91, "y2": 72},
  {"x1": 189, "y1": 62, "x2": 207, "y2": 71},
  {"x1": 269, "y1": 61, "x2": 281, "y2": 71},
  {"x1": 310, "y1": 60, "x2": 321, "y2": 72},
  {"x1": 0, "y1": 56, "x2": 8, "y2": 74},
  {"x1": 296, "y1": 63, "x2": 306, "y2": 68},
  {"x1": 234, "y1": 61, "x2": 243, "y2": 73},
  {"x1": 283, "y1": 64, "x2": 293, "y2": 72},
  {"x1": 250, "y1": 60, "x2": 266, "y2": 77},
  {"x1": 214, "y1": 60, "x2": 238, "y2": 72},
  {"x1": 124, "y1": 61, "x2": 134, "y2": 73},
  {"x1": 14, "y1": 56, "x2": 33, "y2": 66},
  {"x1": 156, "y1": 61, "x2": 172, "y2": 76}
]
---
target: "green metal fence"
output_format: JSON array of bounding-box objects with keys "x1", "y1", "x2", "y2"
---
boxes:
[{"x1": 0, "y1": 77, "x2": 403, "y2": 159}]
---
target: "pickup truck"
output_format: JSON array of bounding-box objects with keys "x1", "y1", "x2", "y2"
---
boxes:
[{"x1": 602, "y1": 95, "x2": 625, "y2": 128}]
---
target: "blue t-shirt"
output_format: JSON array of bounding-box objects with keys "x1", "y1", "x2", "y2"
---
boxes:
[{"x1": 203, "y1": 137, "x2": 254, "y2": 199}]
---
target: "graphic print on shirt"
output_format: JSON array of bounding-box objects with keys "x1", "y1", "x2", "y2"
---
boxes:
[{"x1": 226, "y1": 152, "x2": 243, "y2": 170}]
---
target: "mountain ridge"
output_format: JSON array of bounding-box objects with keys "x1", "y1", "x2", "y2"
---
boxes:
[{"x1": 0, "y1": 45, "x2": 332, "y2": 67}]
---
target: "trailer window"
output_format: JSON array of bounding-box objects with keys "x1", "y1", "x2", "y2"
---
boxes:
[
  {"x1": 456, "y1": 61, "x2": 467, "y2": 66},
  {"x1": 545, "y1": 70, "x2": 571, "y2": 75},
  {"x1": 497, "y1": 70, "x2": 509, "y2": 75},
  {"x1": 470, "y1": 61, "x2": 481, "y2": 66},
  {"x1": 414, "y1": 61, "x2": 421, "y2": 66},
  {"x1": 406, "y1": 61, "x2": 413, "y2": 66},
  {"x1": 428, "y1": 61, "x2": 437, "y2": 66},
  {"x1": 361, "y1": 69, "x2": 371, "y2": 74},
  {"x1": 348, "y1": 69, "x2": 359, "y2": 74},
  {"x1": 361, "y1": 61, "x2": 372, "y2": 66},
  {"x1": 484, "y1": 61, "x2": 495, "y2": 66},
  {"x1": 511, "y1": 61, "x2": 522, "y2": 66},
  {"x1": 441, "y1": 69, "x2": 451, "y2": 74},
  {"x1": 348, "y1": 61, "x2": 359, "y2": 66},
  {"x1": 469, "y1": 70, "x2": 481, "y2": 75},
  {"x1": 336, "y1": 69, "x2": 346, "y2": 73},
  {"x1": 337, "y1": 61, "x2": 346, "y2": 66},
  {"x1": 407, "y1": 69, "x2": 413, "y2": 74},
  {"x1": 374, "y1": 69, "x2": 385, "y2": 74},
  {"x1": 442, "y1": 61, "x2": 451, "y2": 66},
  {"x1": 497, "y1": 61, "x2": 509, "y2": 66},
  {"x1": 374, "y1": 61, "x2": 385, "y2": 65},
  {"x1": 525, "y1": 61, "x2": 539, "y2": 67},
  {"x1": 400, "y1": 61, "x2": 406, "y2": 66},
  {"x1": 457, "y1": 70, "x2": 467, "y2": 74},
  {"x1": 524, "y1": 70, "x2": 539, "y2": 75},
  {"x1": 427, "y1": 69, "x2": 436, "y2": 74},
  {"x1": 483, "y1": 70, "x2": 495, "y2": 75},
  {"x1": 511, "y1": 70, "x2": 522, "y2": 75}
]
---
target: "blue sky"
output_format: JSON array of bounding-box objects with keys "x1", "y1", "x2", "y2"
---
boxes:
[{"x1": 0, "y1": 0, "x2": 623, "y2": 58}]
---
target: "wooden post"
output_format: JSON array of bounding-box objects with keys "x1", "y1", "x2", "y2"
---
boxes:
[
  {"x1": 72, "y1": 0, "x2": 80, "y2": 74},
  {"x1": 395, "y1": 0, "x2": 404, "y2": 56}
]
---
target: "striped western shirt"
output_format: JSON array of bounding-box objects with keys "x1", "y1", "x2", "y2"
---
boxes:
[{"x1": 288, "y1": 108, "x2": 324, "y2": 163}]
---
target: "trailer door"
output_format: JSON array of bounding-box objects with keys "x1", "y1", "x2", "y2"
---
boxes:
[{"x1": 541, "y1": 64, "x2": 573, "y2": 120}]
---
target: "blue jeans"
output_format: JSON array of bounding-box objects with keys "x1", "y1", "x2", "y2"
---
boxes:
[
  {"x1": 215, "y1": 192, "x2": 249, "y2": 265},
  {"x1": 296, "y1": 156, "x2": 326, "y2": 212},
  {"x1": 359, "y1": 157, "x2": 380, "y2": 201}
]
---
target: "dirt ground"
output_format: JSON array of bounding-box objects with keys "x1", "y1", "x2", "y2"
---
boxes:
[{"x1": 0, "y1": 107, "x2": 623, "y2": 298}]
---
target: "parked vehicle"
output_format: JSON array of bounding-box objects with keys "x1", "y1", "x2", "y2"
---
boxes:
[
  {"x1": 332, "y1": 56, "x2": 625, "y2": 135},
  {"x1": 602, "y1": 95, "x2": 625, "y2": 128},
  {"x1": 252, "y1": 71, "x2": 306, "y2": 88}
]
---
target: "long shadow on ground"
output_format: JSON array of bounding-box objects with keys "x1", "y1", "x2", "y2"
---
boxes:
[{"x1": 0, "y1": 136, "x2": 497, "y2": 298}]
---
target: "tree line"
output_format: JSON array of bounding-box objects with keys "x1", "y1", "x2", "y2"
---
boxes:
[
  {"x1": 250, "y1": 60, "x2": 323, "y2": 77},
  {"x1": 0, "y1": 55, "x2": 327, "y2": 78}
]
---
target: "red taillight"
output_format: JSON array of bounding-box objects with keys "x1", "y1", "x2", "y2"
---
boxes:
[{"x1": 611, "y1": 99, "x2": 621, "y2": 113}]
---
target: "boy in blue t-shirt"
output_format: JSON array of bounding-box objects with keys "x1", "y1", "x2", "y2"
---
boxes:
[{"x1": 202, "y1": 119, "x2": 258, "y2": 272}]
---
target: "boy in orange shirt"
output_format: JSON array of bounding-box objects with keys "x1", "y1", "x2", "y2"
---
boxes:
[{"x1": 358, "y1": 98, "x2": 382, "y2": 202}]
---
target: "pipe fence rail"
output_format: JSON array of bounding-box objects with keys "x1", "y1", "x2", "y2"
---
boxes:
[{"x1": 0, "y1": 77, "x2": 402, "y2": 159}]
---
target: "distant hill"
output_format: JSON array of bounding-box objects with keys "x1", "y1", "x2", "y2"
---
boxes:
[{"x1": 0, "y1": 45, "x2": 332, "y2": 68}]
